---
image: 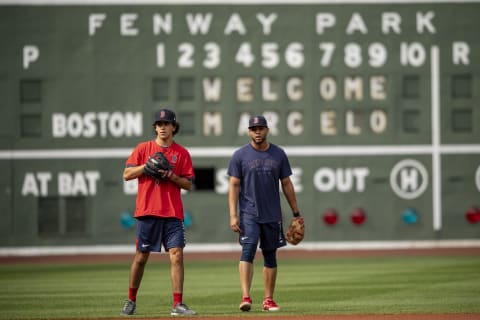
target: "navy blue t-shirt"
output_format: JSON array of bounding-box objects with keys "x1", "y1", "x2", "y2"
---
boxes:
[{"x1": 227, "y1": 143, "x2": 292, "y2": 223}]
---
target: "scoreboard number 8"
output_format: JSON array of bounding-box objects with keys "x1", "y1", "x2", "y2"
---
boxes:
[{"x1": 156, "y1": 41, "x2": 468, "y2": 70}]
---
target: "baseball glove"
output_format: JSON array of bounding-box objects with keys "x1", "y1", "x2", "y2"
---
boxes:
[
  {"x1": 286, "y1": 216, "x2": 305, "y2": 245},
  {"x1": 144, "y1": 152, "x2": 173, "y2": 181}
]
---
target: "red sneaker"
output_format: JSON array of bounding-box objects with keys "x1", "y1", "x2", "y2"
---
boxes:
[
  {"x1": 262, "y1": 297, "x2": 280, "y2": 311},
  {"x1": 239, "y1": 296, "x2": 252, "y2": 311}
]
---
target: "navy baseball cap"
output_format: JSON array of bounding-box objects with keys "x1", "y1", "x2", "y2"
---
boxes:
[
  {"x1": 154, "y1": 109, "x2": 176, "y2": 123},
  {"x1": 248, "y1": 115, "x2": 268, "y2": 128}
]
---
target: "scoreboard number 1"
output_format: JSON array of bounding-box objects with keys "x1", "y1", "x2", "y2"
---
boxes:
[{"x1": 155, "y1": 41, "x2": 469, "y2": 70}]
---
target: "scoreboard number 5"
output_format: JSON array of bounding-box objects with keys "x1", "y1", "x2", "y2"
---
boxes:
[
  {"x1": 157, "y1": 41, "x2": 306, "y2": 69},
  {"x1": 236, "y1": 42, "x2": 305, "y2": 69}
]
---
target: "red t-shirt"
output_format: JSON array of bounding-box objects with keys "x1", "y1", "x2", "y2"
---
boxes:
[{"x1": 126, "y1": 140, "x2": 194, "y2": 219}]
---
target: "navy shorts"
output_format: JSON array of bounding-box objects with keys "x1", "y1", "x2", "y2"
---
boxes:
[
  {"x1": 239, "y1": 218, "x2": 286, "y2": 251},
  {"x1": 136, "y1": 216, "x2": 186, "y2": 252}
]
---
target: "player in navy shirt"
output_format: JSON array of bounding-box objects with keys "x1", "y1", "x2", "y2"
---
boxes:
[{"x1": 227, "y1": 115, "x2": 301, "y2": 312}]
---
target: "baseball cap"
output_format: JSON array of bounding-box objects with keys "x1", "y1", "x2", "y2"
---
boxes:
[
  {"x1": 154, "y1": 109, "x2": 176, "y2": 123},
  {"x1": 248, "y1": 115, "x2": 268, "y2": 128}
]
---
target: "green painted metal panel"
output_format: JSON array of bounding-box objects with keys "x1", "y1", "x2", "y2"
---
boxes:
[{"x1": 0, "y1": 1, "x2": 479, "y2": 246}]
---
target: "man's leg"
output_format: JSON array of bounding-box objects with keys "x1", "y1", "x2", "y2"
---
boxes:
[
  {"x1": 239, "y1": 260, "x2": 254, "y2": 298},
  {"x1": 261, "y1": 249, "x2": 280, "y2": 311},
  {"x1": 169, "y1": 247, "x2": 197, "y2": 316},
  {"x1": 263, "y1": 266, "x2": 277, "y2": 298},
  {"x1": 129, "y1": 251, "x2": 150, "y2": 298},
  {"x1": 121, "y1": 251, "x2": 150, "y2": 315},
  {"x1": 169, "y1": 247, "x2": 184, "y2": 300},
  {"x1": 238, "y1": 242, "x2": 257, "y2": 311},
  {"x1": 239, "y1": 242, "x2": 257, "y2": 298},
  {"x1": 262, "y1": 249, "x2": 278, "y2": 298}
]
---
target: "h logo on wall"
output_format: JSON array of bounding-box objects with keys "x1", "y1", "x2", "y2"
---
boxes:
[{"x1": 390, "y1": 159, "x2": 429, "y2": 200}]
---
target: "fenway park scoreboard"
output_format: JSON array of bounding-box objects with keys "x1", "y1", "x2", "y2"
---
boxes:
[{"x1": 0, "y1": 0, "x2": 479, "y2": 247}]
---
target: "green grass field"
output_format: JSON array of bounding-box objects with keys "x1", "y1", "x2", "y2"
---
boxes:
[{"x1": 1, "y1": 254, "x2": 480, "y2": 319}]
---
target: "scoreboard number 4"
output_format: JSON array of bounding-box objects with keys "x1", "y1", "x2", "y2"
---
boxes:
[{"x1": 155, "y1": 41, "x2": 470, "y2": 69}]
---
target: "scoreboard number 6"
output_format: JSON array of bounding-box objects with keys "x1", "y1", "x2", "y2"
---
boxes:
[
  {"x1": 236, "y1": 42, "x2": 305, "y2": 69},
  {"x1": 157, "y1": 41, "x2": 305, "y2": 69}
]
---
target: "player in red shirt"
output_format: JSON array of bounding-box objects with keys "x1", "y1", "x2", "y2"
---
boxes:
[{"x1": 120, "y1": 109, "x2": 196, "y2": 316}]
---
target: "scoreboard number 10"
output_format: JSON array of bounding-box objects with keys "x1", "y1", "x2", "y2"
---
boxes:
[{"x1": 155, "y1": 41, "x2": 470, "y2": 69}]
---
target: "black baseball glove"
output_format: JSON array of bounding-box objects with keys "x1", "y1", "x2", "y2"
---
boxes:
[{"x1": 144, "y1": 152, "x2": 173, "y2": 181}]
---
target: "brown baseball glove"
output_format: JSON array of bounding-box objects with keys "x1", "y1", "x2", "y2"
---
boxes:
[{"x1": 286, "y1": 216, "x2": 305, "y2": 245}]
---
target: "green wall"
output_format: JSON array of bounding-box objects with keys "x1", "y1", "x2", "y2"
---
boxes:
[{"x1": 0, "y1": 1, "x2": 479, "y2": 246}]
